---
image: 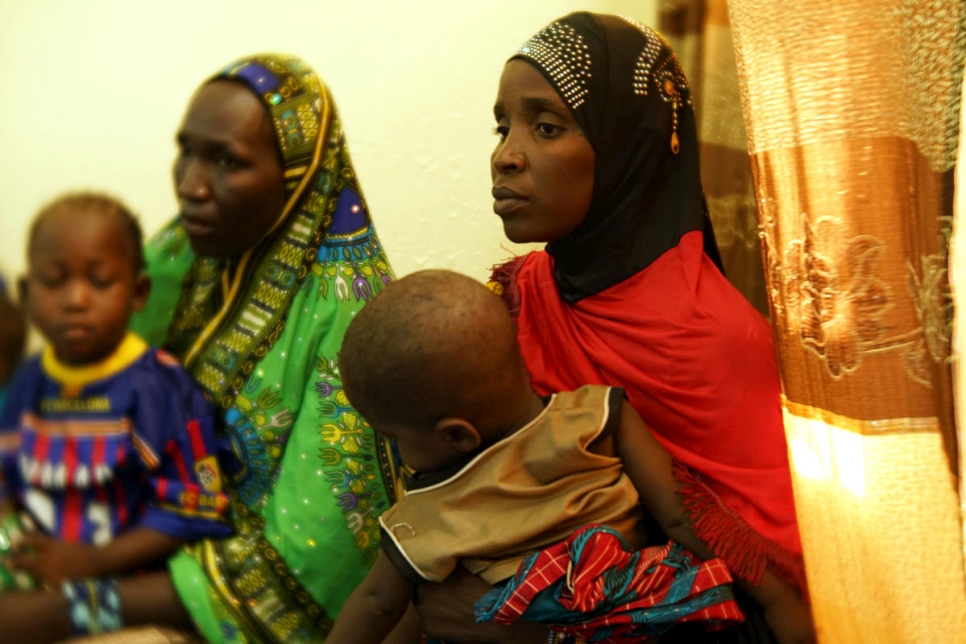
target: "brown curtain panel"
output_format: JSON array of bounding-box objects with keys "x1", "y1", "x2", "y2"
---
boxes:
[
  {"x1": 728, "y1": 0, "x2": 966, "y2": 641},
  {"x1": 955, "y1": 56, "x2": 966, "y2": 613},
  {"x1": 659, "y1": 0, "x2": 768, "y2": 315}
]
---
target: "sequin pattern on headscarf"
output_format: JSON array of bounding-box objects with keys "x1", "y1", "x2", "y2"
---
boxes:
[
  {"x1": 511, "y1": 13, "x2": 719, "y2": 302},
  {"x1": 516, "y1": 22, "x2": 593, "y2": 109}
]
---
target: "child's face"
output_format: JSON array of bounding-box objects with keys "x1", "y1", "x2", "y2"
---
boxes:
[{"x1": 24, "y1": 210, "x2": 149, "y2": 366}]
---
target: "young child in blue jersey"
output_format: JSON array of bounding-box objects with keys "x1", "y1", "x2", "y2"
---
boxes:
[{"x1": 0, "y1": 192, "x2": 232, "y2": 632}]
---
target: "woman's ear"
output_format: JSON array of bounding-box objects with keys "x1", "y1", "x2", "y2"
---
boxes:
[{"x1": 433, "y1": 418, "x2": 482, "y2": 454}]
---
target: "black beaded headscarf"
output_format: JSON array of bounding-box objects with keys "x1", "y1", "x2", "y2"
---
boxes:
[{"x1": 511, "y1": 13, "x2": 723, "y2": 302}]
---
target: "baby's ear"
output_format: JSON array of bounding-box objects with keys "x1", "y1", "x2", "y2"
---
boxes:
[
  {"x1": 434, "y1": 418, "x2": 482, "y2": 453},
  {"x1": 132, "y1": 274, "x2": 151, "y2": 312}
]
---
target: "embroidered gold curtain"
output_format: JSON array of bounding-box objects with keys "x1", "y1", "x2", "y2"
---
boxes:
[
  {"x1": 659, "y1": 0, "x2": 769, "y2": 315},
  {"x1": 727, "y1": 0, "x2": 966, "y2": 640},
  {"x1": 952, "y1": 45, "x2": 966, "y2": 630}
]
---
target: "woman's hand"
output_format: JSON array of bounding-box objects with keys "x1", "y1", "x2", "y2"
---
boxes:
[
  {"x1": 413, "y1": 567, "x2": 547, "y2": 644},
  {"x1": 762, "y1": 594, "x2": 816, "y2": 644},
  {"x1": 10, "y1": 534, "x2": 101, "y2": 586}
]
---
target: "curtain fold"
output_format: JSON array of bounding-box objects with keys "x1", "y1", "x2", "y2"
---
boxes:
[
  {"x1": 660, "y1": 0, "x2": 768, "y2": 315},
  {"x1": 728, "y1": 1, "x2": 966, "y2": 640},
  {"x1": 952, "y1": 52, "x2": 966, "y2": 617}
]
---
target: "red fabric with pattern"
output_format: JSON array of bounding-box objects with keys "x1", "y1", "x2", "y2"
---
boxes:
[
  {"x1": 481, "y1": 524, "x2": 743, "y2": 643},
  {"x1": 490, "y1": 232, "x2": 805, "y2": 595}
]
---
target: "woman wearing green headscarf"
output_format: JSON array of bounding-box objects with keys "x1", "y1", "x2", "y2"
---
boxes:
[
  {"x1": 0, "y1": 54, "x2": 404, "y2": 644},
  {"x1": 137, "y1": 53, "x2": 404, "y2": 643}
]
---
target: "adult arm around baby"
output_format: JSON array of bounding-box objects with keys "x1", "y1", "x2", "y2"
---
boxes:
[
  {"x1": 327, "y1": 550, "x2": 416, "y2": 644},
  {"x1": 613, "y1": 399, "x2": 815, "y2": 644}
]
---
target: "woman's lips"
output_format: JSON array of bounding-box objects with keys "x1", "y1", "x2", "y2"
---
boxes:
[
  {"x1": 492, "y1": 187, "x2": 529, "y2": 216},
  {"x1": 181, "y1": 215, "x2": 218, "y2": 238}
]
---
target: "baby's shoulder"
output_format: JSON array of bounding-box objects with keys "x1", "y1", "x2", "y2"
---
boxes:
[{"x1": 127, "y1": 349, "x2": 204, "y2": 400}]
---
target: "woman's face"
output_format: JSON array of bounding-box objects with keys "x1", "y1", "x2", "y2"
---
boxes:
[
  {"x1": 491, "y1": 60, "x2": 596, "y2": 244},
  {"x1": 173, "y1": 80, "x2": 286, "y2": 259}
]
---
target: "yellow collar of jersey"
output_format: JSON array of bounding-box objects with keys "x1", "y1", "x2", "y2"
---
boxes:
[{"x1": 42, "y1": 332, "x2": 149, "y2": 387}]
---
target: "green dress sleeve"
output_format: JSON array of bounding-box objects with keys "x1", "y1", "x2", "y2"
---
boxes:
[{"x1": 167, "y1": 256, "x2": 401, "y2": 643}]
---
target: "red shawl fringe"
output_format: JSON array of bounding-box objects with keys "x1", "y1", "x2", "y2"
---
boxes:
[
  {"x1": 489, "y1": 255, "x2": 529, "y2": 320},
  {"x1": 673, "y1": 459, "x2": 807, "y2": 600}
]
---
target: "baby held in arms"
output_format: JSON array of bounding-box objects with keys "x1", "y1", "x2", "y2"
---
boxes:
[{"x1": 326, "y1": 269, "x2": 760, "y2": 644}]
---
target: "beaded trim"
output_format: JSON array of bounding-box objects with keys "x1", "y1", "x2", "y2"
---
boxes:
[
  {"x1": 517, "y1": 22, "x2": 593, "y2": 109},
  {"x1": 622, "y1": 16, "x2": 691, "y2": 105}
]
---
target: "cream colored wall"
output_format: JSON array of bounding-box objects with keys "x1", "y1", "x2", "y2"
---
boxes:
[{"x1": 0, "y1": 0, "x2": 655, "y2": 293}]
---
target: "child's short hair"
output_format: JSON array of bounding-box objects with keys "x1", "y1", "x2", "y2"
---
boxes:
[
  {"x1": 340, "y1": 269, "x2": 523, "y2": 430},
  {"x1": 28, "y1": 192, "x2": 144, "y2": 271}
]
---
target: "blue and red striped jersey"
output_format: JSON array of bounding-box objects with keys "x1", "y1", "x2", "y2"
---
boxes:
[{"x1": 0, "y1": 333, "x2": 231, "y2": 545}]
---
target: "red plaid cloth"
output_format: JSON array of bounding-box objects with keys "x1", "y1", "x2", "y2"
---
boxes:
[{"x1": 475, "y1": 525, "x2": 744, "y2": 643}]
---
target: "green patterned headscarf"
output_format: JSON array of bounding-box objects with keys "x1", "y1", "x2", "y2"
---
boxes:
[{"x1": 130, "y1": 54, "x2": 402, "y2": 643}]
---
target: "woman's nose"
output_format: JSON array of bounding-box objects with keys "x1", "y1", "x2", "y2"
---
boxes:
[
  {"x1": 177, "y1": 159, "x2": 211, "y2": 202},
  {"x1": 492, "y1": 136, "x2": 526, "y2": 174}
]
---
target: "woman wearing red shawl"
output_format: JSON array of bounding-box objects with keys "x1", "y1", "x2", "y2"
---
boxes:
[{"x1": 476, "y1": 12, "x2": 806, "y2": 643}]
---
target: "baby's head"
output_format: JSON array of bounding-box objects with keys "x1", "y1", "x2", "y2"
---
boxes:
[
  {"x1": 23, "y1": 192, "x2": 149, "y2": 366},
  {"x1": 340, "y1": 269, "x2": 533, "y2": 473}
]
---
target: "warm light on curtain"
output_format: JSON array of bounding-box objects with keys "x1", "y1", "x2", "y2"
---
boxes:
[{"x1": 728, "y1": 1, "x2": 966, "y2": 641}]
